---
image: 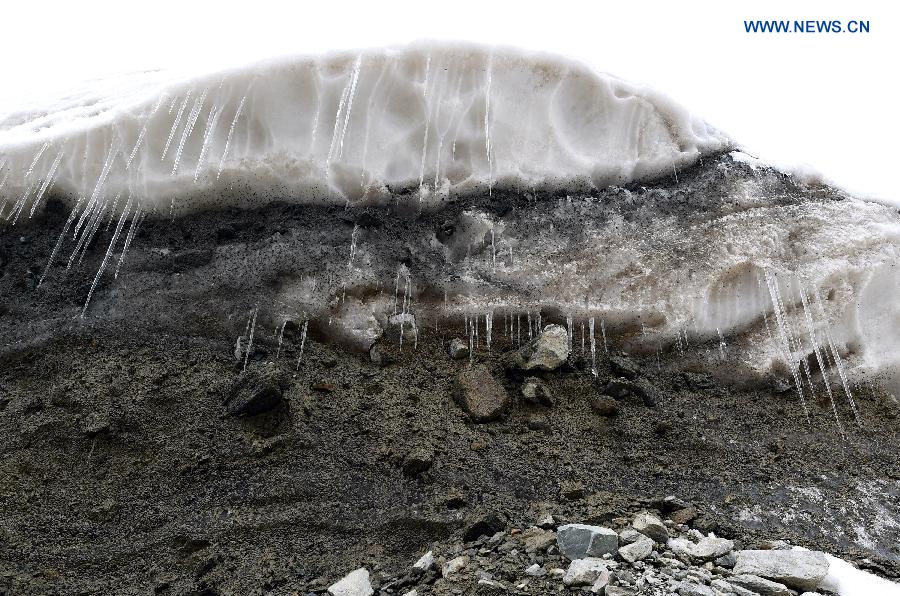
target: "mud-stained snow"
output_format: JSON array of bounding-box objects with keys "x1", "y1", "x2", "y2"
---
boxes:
[{"x1": 0, "y1": 43, "x2": 728, "y2": 217}]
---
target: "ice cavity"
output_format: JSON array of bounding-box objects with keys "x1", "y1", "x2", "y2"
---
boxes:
[{"x1": 0, "y1": 42, "x2": 728, "y2": 217}]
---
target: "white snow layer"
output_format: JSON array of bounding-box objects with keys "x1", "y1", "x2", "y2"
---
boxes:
[
  {"x1": 0, "y1": 43, "x2": 728, "y2": 217},
  {"x1": 822, "y1": 554, "x2": 900, "y2": 596}
]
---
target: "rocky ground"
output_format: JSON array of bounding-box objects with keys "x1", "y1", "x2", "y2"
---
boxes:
[{"x1": 1, "y1": 155, "x2": 899, "y2": 595}]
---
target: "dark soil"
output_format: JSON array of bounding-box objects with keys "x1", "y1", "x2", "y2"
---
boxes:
[{"x1": 0, "y1": 156, "x2": 898, "y2": 595}]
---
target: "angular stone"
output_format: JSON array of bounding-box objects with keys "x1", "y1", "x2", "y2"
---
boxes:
[
  {"x1": 413, "y1": 551, "x2": 434, "y2": 571},
  {"x1": 224, "y1": 367, "x2": 288, "y2": 416},
  {"x1": 727, "y1": 574, "x2": 792, "y2": 596},
  {"x1": 633, "y1": 512, "x2": 669, "y2": 543},
  {"x1": 502, "y1": 324, "x2": 570, "y2": 371},
  {"x1": 692, "y1": 536, "x2": 734, "y2": 560},
  {"x1": 619, "y1": 528, "x2": 643, "y2": 545},
  {"x1": 733, "y1": 550, "x2": 829, "y2": 591},
  {"x1": 710, "y1": 579, "x2": 757, "y2": 596},
  {"x1": 521, "y1": 527, "x2": 556, "y2": 553},
  {"x1": 562, "y1": 557, "x2": 608, "y2": 586},
  {"x1": 524, "y1": 563, "x2": 545, "y2": 577},
  {"x1": 454, "y1": 365, "x2": 509, "y2": 422},
  {"x1": 328, "y1": 568, "x2": 374, "y2": 596},
  {"x1": 442, "y1": 555, "x2": 469, "y2": 578},
  {"x1": 676, "y1": 581, "x2": 714, "y2": 596},
  {"x1": 618, "y1": 535, "x2": 653, "y2": 562},
  {"x1": 557, "y1": 524, "x2": 618, "y2": 560},
  {"x1": 670, "y1": 506, "x2": 698, "y2": 525}
]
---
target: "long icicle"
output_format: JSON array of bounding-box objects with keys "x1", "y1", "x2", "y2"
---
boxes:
[{"x1": 82, "y1": 198, "x2": 132, "y2": 317}]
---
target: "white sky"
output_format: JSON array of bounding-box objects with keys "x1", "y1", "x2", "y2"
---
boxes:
[{"x1": 3, "y1": 0, "x2": 898, "y2": 201}]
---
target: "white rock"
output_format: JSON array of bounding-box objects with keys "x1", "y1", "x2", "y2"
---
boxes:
[
  {"x1": 557, "y1": 523, "x2": 619, "y2": 559},
  {"x1": 524, "y1": 563, "x2": 545, "y2": 577},
  {"x1": 442, "y1": 555, "x2": 469, "y2": 578},
  {"x1": 618, "y1": 535, "x2": 654, "y2": 563},
  {"x1": 413, "y1": 550, "x2": 434, "y2": 571},
  {"x1": 733, "y1": 550, "x2": 829, "y2": 591},
  {"x1": 563, "y1": 557, "x2": 609, "y2": 587},
  {"x1": 328, "y1": 568, "x2": 374, "y2": 596}
]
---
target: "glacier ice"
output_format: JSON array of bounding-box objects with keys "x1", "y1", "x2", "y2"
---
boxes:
[{"x1": 0, "y1": 43, "x2": 728, "y2": 217}]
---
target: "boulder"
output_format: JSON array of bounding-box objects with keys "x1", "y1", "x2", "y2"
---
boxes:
[
  {"x1": 328, "y1": 568, "x2": 373, "y2": 596},
  {"x1": 618, "y1": 535, "x2": 653, "y2": 562},
  {"x1": 224, "y1": 367, "x2": 288, "y2": 416},
  {"x1": 562, "y1": 557, "x2": 609, "y2": 586},
  {"x1": 633, "y1": 513, "x2": 669, "y2": 543},
  {"x1": 692, "y1": 536, "x2": 734, "y2": 560},
  {"x1": 710, "y1": 579, "x2": 758, "y2": 596},
  {"x1": 728, "y1": 574, "x2": 792, "y2": 596},
  {"x1": 502, "y1": 324, "x2": 570, "y2": 371},
  {"x1": 454, "y1": 365, "x2": 509, "y2": 422},
  {"x1": 733, "y1": 550, "x2": 829, "y2": 591},
  {"x1": 556, "y1": 523, "x2": 618, "y2": 559}
]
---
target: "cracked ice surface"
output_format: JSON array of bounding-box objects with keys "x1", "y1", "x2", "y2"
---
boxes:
[{"x1": 0, "y1": 43, "x2": 728, "y2": 217}]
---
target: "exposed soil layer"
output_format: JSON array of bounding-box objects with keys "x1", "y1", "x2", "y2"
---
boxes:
[{"x1": 1, "y1": 156, "x2": 898, "y2": 595}]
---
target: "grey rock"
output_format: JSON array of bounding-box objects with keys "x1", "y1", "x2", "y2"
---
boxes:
[
  {"x1": 328, "y1": 568, "x2": 373, "y2": 596},
  {"x1": 619, "y1": 528, "x2": 643, "y2": 545},
  {"x1": 448, "y1": 338, "x2": 470, "y2": 360},
  {"x1": 618, "y1": 536, "x2": 654, "y2": 563},
  {"x1": 676, "y1": 581, "x2": 714, "y2": 596},
  {"x1": 692, "y1": 536, "x2": 734, "y2": 560},
  {"x1": 454, "y1": 365, "x2": 509, "y2": 422},
  {"x1": 733, "y1": 550, "x2": 829, "y2": 591},
  {"x1": 633, "y1": 513, "x2": 669, "y2": 543},
  {"x1": 606, "y1": 587, "x2": 639, "y2": 596},
  {"x1": 557, "y1": 524, "x2": 619, "y2": 559},
  {"x1": 521, "y1": 377, "x2": 553, "y2": 405},
  {"x1": 714, "y1": 552, "x2": 737, "y2": 568},
  {"x1": 562, "y1": 558, "x2": 609, "y2": 586},
  {"x1": 502, "y1": 324, "x2": 570, "y2": 371},
  {"x1": 710, "y1": 579, "x2": 758, "y2": 596},
  {"x1": 224, "y1": 367, "x2": 288, "y2": 416},
  {"x1": 728, "y1": 574, "x2": 792, "y2": 596}
]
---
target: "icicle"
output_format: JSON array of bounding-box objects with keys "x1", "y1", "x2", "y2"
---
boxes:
[
  {"x1": 114, "y1": 207, "x2": 143, "y2": 279},
  {"x1": 581, "y1": 321, "x2": 586, "y2": 355},
  {"x1": 162, "y1": 91, "x2": 193, "y2": 160},
  {"x1": 485, "y1": 312, "x2": 493, "y2": 350},
  {"x1": 194, "y1": 102, "x2": 223, "y2": 182},
  {"x1": 764, "y1": 269, "x2": 811, "y2": 424},
  {"x1": 812, "y1": 287, "x2": 861, "y2": 425},
  {"x1": 799, "y1": 284, "x2": 844, "y2": 437},
  {"x1": 243, "y1": 305, "x2": 259, "y2": 372},
  {"x1": 216, "y1": 93, "x2": 248, "y2": 180},
  {"x1": 28, "y1": 151, "x2": 63, "y2": 218},
  {"x1": 275, "y1": 320, "x2": 288, "y2": 358},
  {"x1": 589, "y1": 317, "x2": 597, "y2": 376},
  {"x1": 484, "y1": 61, "x2": 493, "y2": 197},
  {"x1": 82, "y1": 199, "x2": 132, "y2": 317},
  {"x1": 24, "y1": 142, "x2": 50, "y2": 178},
  {"x1": 566, "y1": 314, "x2": 574, "y2": 352},
  {"x1": 295, "y1": 320, "x2": 309, "y2": 370},
  {"x1": 716, "y1": 327, "x2": 726, "y2": 360},
  {"x1": 527, "y1": 312, "x2": 533, "y2": 340},
  {"x1": 601, "y1": 319, "x2": 609, "y2": 354},
  {"x1": 490, "y1": 228, "x2": 496, "y2": 272},
  {"x1": 39, "y1": 197, "x2": 85, "y2": 287}
]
